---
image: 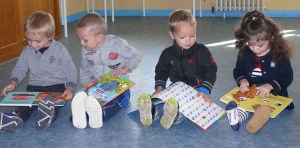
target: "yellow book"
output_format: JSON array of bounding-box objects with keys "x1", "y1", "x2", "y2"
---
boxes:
[{"x1": 220, "y1": 87, "x2": 293, "y2": 118}]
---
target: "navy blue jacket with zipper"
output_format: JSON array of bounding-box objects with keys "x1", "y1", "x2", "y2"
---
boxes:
[
  {"x1": 233, "y1": 47, "x2": 293, "y2": 97},
  {"x1": 154, "y1": 41, "x2": 217, "y2": 94}
]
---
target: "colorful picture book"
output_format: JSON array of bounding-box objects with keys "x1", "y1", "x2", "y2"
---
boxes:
[
  {"x1": 78, "y1": 72, "x2": 134, "y2": 106},
  {"x1": 0, "y1": 92, "x2": 66, "y2": 107},
  {"x1": 152, "y1": 81, "x2": 225, "y2": 131},
  {"x1": 220, "y1": 87, "x2": 293, "y2": 118}
]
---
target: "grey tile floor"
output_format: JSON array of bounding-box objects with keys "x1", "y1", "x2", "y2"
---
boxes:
[{"x1": 0, "y1": 16, "x2": 300, "y2": 147}]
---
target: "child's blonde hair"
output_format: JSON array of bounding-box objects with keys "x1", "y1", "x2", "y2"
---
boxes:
[
  {"x1": 24, "y1": 11, "x2": 55, "y2": 38},
  {"x1": 77, "y1": 12, "x2": 107, "y2": 36},
  {"x1": 169, "y1": 9, "x2": 197, "y2": 33}
]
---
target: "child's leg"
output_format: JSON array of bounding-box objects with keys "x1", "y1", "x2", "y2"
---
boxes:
[
  {"x1": 102, "y1": 90, "x2": 130, "y2": 122},
  {"x1": 226, "y1": 101, "x2": 249, "y2": 131},
  {"x1": 35, "y1": 96, "x2": 55, "y2": 131},
  {"x1": 15, "y1": 106, "x2": 37, "y2": 122},
  {"x1": 0, "y1": 112, "x2": 23, "y2": 132},
  {"x1": 160, "y1": 98, "x2": 179, "y2": 130},
  {"x1": 246, "y1": 105, "x2": 271, "y2": 133},
  {"x1": 85, "y1": 96, "x2": 102, "y2": 129},
  {"x1": 71, "y1": 91, "x2": 87, "y2": 129}
]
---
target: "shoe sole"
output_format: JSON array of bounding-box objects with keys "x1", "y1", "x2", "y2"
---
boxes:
[
  {"x1": 160, "y1": 98, "x2": 178, "y2": 130},
  {"x1": 137, "y1": 93, "x2": 152, "y2": 126},
  {"x1": 0, "y1": 113, "x2": 23, "y2": 132},
  {"x1": 85, "y1": 96, "x2": 103, "y2": 129},
  {"x1": 71, "y1": 91, "x2": 87, "y2": 129},
  {"x1": 35, "y1": 96, "x2": 55, "y2": 131}
]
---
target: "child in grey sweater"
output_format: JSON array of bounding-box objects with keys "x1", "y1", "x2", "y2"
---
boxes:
[{"x1": 1, "y1": 11, "x2": 77, "y2": 132}]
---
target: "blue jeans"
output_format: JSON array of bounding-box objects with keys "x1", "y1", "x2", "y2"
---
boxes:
[{"x1": 102, "y1": 90, "x2": 130, "y2": 121}]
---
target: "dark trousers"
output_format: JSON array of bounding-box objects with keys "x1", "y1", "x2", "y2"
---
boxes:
[
  {"x1": 15, "y1": 84, "x2": 65, "y2": 122},
  {"x1": 102, "y1": 90, "x2": 130, "y2": 122}
]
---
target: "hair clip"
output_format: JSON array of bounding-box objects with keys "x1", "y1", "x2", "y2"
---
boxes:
[{"x1": 252, "y1": 16, "x2": 257, "y2": 21}]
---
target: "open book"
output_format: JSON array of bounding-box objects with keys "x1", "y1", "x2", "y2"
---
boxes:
[
  {"x1": 0, "y1": 92, "x2": 66, "y2": 107},
  {"x1": 220, "y1": 87, "x2": 293, "y2": 118},
  {"x1": 78, "y1": 72, "x2": 134, "y2": 106},
  {"x1": 153, "y1": 82, "x2": 225, "y2": 131},
  {"x1": 129, "y1": 81, "x2": 225, "y2": 131}
]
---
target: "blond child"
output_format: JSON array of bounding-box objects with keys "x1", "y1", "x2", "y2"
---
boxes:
[{"x1": 1, "y1": 11, "x2": 77, "y2": 132}]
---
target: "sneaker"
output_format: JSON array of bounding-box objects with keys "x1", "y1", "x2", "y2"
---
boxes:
[
  {"x1": 35, "y1": 96, "x2": 55, "y2": 131},
  {"x1": 137, "y1": 93, "x2": 153, "y2": 126},
  {"x1": 226, "y1": 101, "x2": 240, "y2": 131},
  {"x1": 0, "y1": 112, "x2": 23, "y2": 132},
  {"x1": 71, "y1": 91, "x2": 88, "y2": 129},
  {"x1": 85, "y1": 96, "x2": 103, "y2": 129},
  {"x1": 160, "y1": 98, "x2": 179, "y2": 130},
  {"x1": 285, "y1": 102, "x2": 294, "y2": 110}
]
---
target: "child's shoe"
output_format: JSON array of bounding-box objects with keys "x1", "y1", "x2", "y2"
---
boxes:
[
  {"x1": 285, "y1": 102, "x2": 294, "y2": 110},
  {"x1": 71, "y1": 91, "x2": 88, "y2": 129},
  {"x1": 0, "y1": 112, "x2": 23, "y2": 132},
  {"x1": 85, "y1": 96, "x2": 103, "y2": 129},
  {"x1": 35, "y1": 96, "x2": 55, "y2": 131},
  {"x1": 137, "y1": 93, "x2": 153, "y2": 126},
  {"x1": 226, "y1": 101, "x2": 240, "y2": 131},
  {"x1": 246, "y1": 105, "x2": 271, "y2": 133},
  {"x1": 160, "y1": 98, "x2": 179, "y2": 130}
]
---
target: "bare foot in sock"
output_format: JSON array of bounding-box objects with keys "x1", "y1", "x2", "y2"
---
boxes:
[{"x1": 246, "y1": 105, "x2": 271, "y2": 133}]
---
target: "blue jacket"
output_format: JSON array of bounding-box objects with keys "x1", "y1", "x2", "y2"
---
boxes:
[{"x1": 233, "y1": 47, "x2": 293, "y2": 97}]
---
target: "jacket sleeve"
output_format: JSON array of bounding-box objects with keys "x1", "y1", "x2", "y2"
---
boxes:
[
  {"x1": 197, "y1": 46, "x2": 217, "y2": 94},
  {"x1": 80, "y1": 48, "x2": 91, "y2": 86},
  {"x1": 269, "y1": 60, "x2": 293, "y2": 95},
  {"x1": 117, "y1": 39, "x2": 142, "y2": 72},
  {"x1": 233, "y1": 51, "x2": 247, "y2": 86},
  {"x1": 154, "y1": 49, "x2": 170, "y2": 90}
]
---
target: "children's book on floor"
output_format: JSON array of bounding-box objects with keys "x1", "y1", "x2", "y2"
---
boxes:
[
  {"x1": 220, "y1": 87, "x2": 293, "y2": 118},
  {"x1": 128, "y1": 81, "x2": 224, "y2": 131},
  {"x1": 153, "y1": 82, "x2": 225, "y2": 131},
  {"x1": 0, "y1": 92, "x2": 66, "y2": 107},
  {"x1": 78, "y1": 72, "x2": 134, "y2": 106}
]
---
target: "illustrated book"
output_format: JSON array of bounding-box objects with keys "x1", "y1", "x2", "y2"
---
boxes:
[
  {"x1": 128, "y1": 81, "x2": 225, "y2": 131},
  {"x1": 78, "y1": 72, "x2": 135, "y2": 106},
  {"x1": 0, "y1": 92, "x2": 66, "y2": 107},
  {"x1": 220, "y1": 87, "x2": 293, "y2": 118}
]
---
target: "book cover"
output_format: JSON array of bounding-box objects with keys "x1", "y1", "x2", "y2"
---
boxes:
[
  {"x1": 31, "y1": 92, "x2": 66, "y2": 106},
  {"x1": 0, "y1": 92, "x2": 66, "y2": 107},
  {"x1": 220, "y1": 87, "x2": 293, "y2": 118},
  {"x1": 79, "y1": 72, "x2": 134, "y2": 106},
  {"x1": 153, "y1": 81, "x2": 225, "y2": 131}
]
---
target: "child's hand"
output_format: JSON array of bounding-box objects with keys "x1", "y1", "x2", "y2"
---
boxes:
[
  {"x1": 150, "y1": 87, "x2": 163, "y2": 98},
  {"x1": 112, "y1": 66, "x2": 130, "y2": 77},
  {"x1": 1, "y1": 82, "x2": 16, "y2": 96},
  {"x1": 197, "y1": 92, "x2": 213, "y2": 105},
  {"x1": 239, "y1": 79, "x2": 249, "y2": 92},
  {"x1": 256, "y1": 83, "x2": 273, "y2": 98},
  {"x1": 62, "y1": 87, "x2": 74, "y2": 100}
]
